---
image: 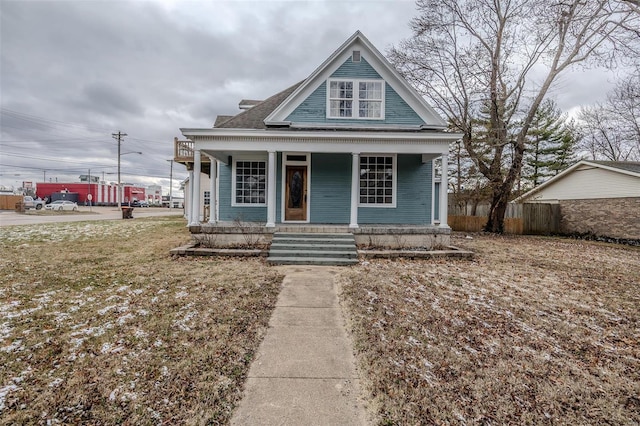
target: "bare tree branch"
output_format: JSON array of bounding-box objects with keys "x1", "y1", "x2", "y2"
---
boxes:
[{"x1": 389, "y1": 0, "x2": 639, "y2": 232}]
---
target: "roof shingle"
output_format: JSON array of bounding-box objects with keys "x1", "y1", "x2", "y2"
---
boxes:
[
  {"x1": 217, "y1": 82, "x2": 303, "y2": 130},
  {"x1": 590, "y1": 161, "x2": 640, "y2": 175}
]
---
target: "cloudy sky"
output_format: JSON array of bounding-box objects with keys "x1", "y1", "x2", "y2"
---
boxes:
[{"x1": 0, "y1": 0, "x2": 624, "y2": 195}]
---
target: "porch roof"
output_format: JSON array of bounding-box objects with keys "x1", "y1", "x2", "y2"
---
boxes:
[{"x1": 180, "y1": 128, "x2": 461, "y2": 164}]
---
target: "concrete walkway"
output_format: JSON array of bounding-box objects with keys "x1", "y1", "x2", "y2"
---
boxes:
[{"x1": 231, "y1": 266, "x2": 369, "y2": 425}]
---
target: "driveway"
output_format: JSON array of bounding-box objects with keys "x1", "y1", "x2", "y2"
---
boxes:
[{"x1": 0, "y1": 206, "x2": 185, "y2": 226}]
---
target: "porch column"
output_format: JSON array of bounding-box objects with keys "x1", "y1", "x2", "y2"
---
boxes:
[
  {"x1": 187, "y1": 170, "x2": 194, "y2": 222},
  {"x1": 207, "y1": 156, "x2": 217, "y2": 224},
  {"x1": 189, "y1": 150, "x2": 201, "y2": 226},
  {"x1": 266, "y1": 150, "x2": 276, "y2": 228},
  {"x1": 439, "y1": 153, "x2": 449, "y2": 228},
  {"x1": 349, "y1": 152, "x2": 359, "y2": 229}
]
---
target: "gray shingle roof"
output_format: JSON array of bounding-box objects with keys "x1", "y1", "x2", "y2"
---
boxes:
[
  {"x1": 239, "y1": 99, "x2": 263, "y2": 108},
  {"x1": 591, "y1": 161, "x2": 640, "y2": 175},
  {"x1": 217, "y1": 82, "x2": 304, "y2": 129},
  {"x1": 214, "y1": 115, "x2": 234, "y2": 127}
]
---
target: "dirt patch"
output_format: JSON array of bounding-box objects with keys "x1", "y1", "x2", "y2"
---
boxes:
[
  {"x1": 0, "y1": 217, "x2": 283, "y2": 424},
  {"x1": 339, "y1": 233, "x2": 640, "y2": 425}
]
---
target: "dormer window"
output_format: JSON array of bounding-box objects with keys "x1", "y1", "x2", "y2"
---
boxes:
[{"x1": 327, "y1": 79, "x2": 384, "y2": 119}]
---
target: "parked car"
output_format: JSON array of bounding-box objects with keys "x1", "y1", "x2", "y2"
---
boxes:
[
  {"x1": 23, "y1": 196, "x2": 45, "y2": 210},
  {"x1": 45, "y1": 200, "x2": 78, "y2": 211},
  {"x1": 131, "y1": 200, "x2": 149, "y2": 207}
]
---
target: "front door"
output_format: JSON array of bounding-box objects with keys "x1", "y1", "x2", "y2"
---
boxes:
[{"x1": 285, "y1": 165, "x2": 307, "y2": 221}]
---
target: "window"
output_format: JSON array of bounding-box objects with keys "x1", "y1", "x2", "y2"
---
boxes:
[
  {"x1": 328, "y1": 79, "x2": 384, "y2": 119},
  {"x1": 359, "y1": 155, "x2": 395, "y2": 206},
  {"x1": 233, "y1": 160, "x2": 266, "y2": 205},
  {"x1": 204, "y1": 191, "x2": 210, "y2": 206}
]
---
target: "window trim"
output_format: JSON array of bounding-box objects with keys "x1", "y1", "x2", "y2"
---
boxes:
[
  {"x1": 358, "y1": 153, "x2": 397, "y2": 208},
  {"x1": 326, "y1": 78, "x2": 385, "y2": 120},
  {"x1": 231, "y1": 156, "x2": 268, "y2": 207}
]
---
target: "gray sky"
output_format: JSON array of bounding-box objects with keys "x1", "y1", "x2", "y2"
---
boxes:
[{"x1": 0, "y1": 0, "x2": 623, "y2": 194}]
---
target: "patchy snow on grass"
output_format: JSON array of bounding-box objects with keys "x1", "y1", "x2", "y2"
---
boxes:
[
  {"x1": 48, "y1": 378, "x2": 63, "y2": 388},
  {"x1": 0, "y1": 217, "x2": 284, "y2": 424},
  {"x1": 0, "y1": 321, "x2": 12, "y2": 341},
  {"x1": 0, "y1": 384, "x2": 19, "y2": 411},
  {"x1": 0, "y1": 221, "x2": 158, "y2": 245},
  {"x1": 116, "y1": 313, "x2": 135, "y2": 326},
  {"x1": 1, "y1": 339, "x2": 24, "y2": 353}
]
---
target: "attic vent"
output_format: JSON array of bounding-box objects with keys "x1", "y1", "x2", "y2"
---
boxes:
[{"x1": 352, "y1": 50, "x2": 361, "y2": 62}]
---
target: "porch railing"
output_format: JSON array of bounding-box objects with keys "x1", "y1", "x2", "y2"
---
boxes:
[{"x1": 174, "y1": 138, "x2": 194, "y2": 162}]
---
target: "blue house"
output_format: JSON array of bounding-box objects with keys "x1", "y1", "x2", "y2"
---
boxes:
[{"x1": 175, "y1": 31, "x2": 461, "y2": 250}]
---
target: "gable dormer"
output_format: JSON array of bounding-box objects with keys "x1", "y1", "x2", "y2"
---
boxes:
[{"x1": 265, "y1": 31, "x2": 448, "y2": 130}]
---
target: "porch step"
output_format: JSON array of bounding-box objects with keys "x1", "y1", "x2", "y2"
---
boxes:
[
  {"x1": 267, "y1": 232, "x2": 358, "y2": 266},
  {"x1": 267, "y1": 257, "x2": 358, "y2": 266},
  {"x1": 268, "y1": 249, "x2": 358, "y2": 259}
]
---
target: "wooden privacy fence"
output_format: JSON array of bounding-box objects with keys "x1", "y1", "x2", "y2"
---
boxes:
[
  {"x1": 449, "y1": 203, "x2": 560, "y2": 235},
  {"x1": 448, "y1": 215, "x2": 524, "y2": 234},
  {"x1": 523, "y1": 203, "x2": 561, "y2": 235},
  {"x1": 0, "y1": 195, "x2": 23, "y2": 210}
]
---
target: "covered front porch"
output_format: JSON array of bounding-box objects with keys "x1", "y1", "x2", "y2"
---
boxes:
[{"x1": 179, "y1": 128, "x2": 456, "y2": 243}]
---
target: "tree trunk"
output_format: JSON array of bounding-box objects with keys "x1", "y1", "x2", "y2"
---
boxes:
[{"x1": 484, "y1": 189, "x2": 510, "y2": 233}]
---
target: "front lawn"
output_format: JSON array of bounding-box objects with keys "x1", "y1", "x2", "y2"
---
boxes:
[
  {"x1": 0, "y1": 217, "x2": 283, "y2": 424},
  {"x1": 339, "y1": 234, "x2": 640, "y2": 425}
]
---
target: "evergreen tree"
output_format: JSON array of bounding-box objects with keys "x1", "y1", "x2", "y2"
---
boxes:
[{"x1": 522, "y1": 100, "x2": 578, "y2": 188}]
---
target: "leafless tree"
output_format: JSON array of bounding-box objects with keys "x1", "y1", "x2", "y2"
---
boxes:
[
  {"x1": 390, "y1": 0, "x2": 639, "y2": 232},
  {"x1": 578, "y1": 70, "x2": 640, "y2": 161}
]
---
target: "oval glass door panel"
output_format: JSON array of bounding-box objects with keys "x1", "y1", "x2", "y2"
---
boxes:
[{"x1": 289, "y1": 171, "x2": 303, "y2": 208}]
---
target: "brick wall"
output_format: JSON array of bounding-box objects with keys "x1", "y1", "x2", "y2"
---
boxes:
[{"x1": 559, "y1": 197, "x2": 640, "y2": 240}]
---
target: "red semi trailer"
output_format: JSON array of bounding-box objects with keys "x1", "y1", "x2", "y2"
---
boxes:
[{"x1": 36, "y1": 182, "x2": 146, "y2": 206}]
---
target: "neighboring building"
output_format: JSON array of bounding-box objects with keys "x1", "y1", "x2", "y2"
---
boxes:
[
  {"x1": 174, "y1": 31, "x2": 462, "y2": 247},
  {"x1": 161, "y1": 195, "x2": 184, "y2": 209},
  {"x1": 514, "y1": 160, "x2": 640, "y2": 240},
  {"x1": 146, "y1": 184, "x2": 163, "y2": 206},
  {"x1": 36, "y1": 182, "x2": 146, "y2": 206}
]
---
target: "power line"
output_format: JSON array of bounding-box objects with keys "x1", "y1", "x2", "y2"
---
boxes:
[
  {"x1": 0, "y1": 108, "x2": 112, "y2": 134},
  {"x1": 0, "y1": 137, "x2": 108, "y2": 144},
  {"x1": 1, "y1": 151, "x2": 117, "y2": 166}
]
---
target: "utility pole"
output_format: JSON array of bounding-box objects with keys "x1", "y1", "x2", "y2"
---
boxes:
[
  {"x1": 112, "y1": 131, "x2": 127, "y2": 209},
  {"x1": 88, "y1": 168, "x2": 92, "y2": 212},
  {"x1": 166, "y1": 159, "x2": 173, "y2": 209}
]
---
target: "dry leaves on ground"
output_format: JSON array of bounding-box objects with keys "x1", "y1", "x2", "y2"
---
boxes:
[{"x1": 339, "y1": 234, "x2": 640, "y2": 425}]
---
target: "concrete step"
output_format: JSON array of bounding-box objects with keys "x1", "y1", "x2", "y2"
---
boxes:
[
  {"x1": 270, "y1": 243, "x2": 356, "y2": 250},
  {"x1": 269, "y1": 232, "x2": 358, "y2": 266},
  {"x1": 274, "y1": 232, "x2": 354, "y2": 238},
  {"x1": 266, "y1": 256, "x2": 359, "y2": 266},
  {"x1": 272, "y1": 236, "x2": 355, "y2": 242},
  {"x1": 269, "y1": 249, "x2": 358, "y2": 259}
]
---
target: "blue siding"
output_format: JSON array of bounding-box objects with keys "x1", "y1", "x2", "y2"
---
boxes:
[
  {"x1": 358, "y1": 154, "x2": 432, "y2": 225},
  {"x1": 331, "y1": 56, "x2": 381, "y2": 79},
  {"x1": 218, "y1": 153, "x2": 433, "y2": 225},
  {"x1": 286, "y1": 58, "x2": 424, "y2": 126},
  {"x1": 309, "y1": 154, "x2": 351, "y2": 223},
  {"x1": 218, "y1": 162, "x2": 267, "y2": 222}
]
